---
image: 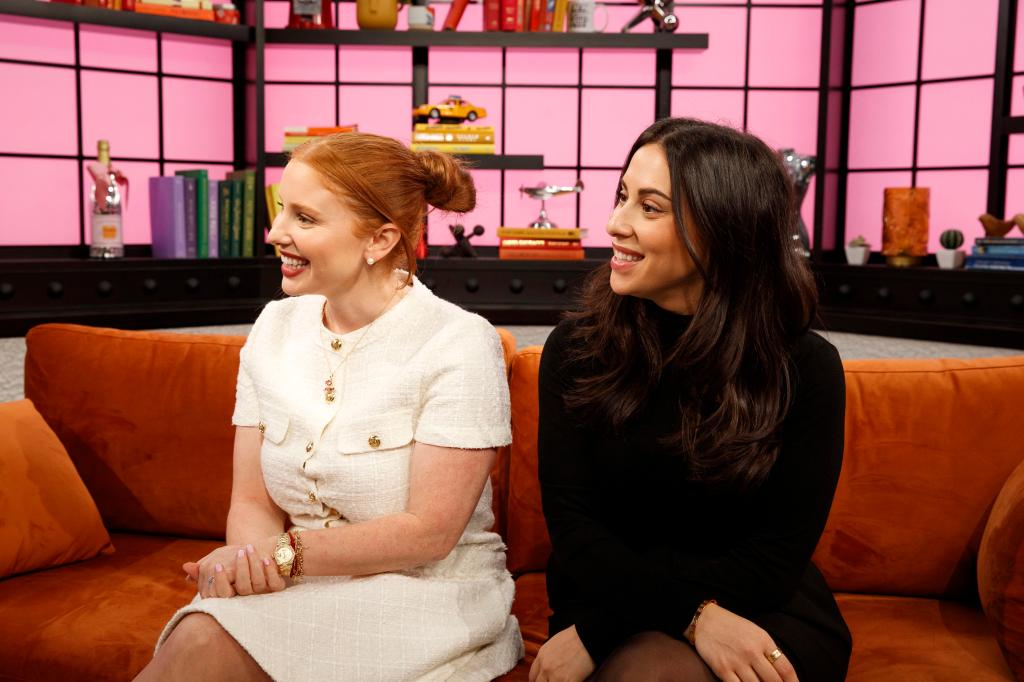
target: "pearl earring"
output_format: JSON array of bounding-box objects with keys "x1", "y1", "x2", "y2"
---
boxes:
[{"x1": 366, "y1": 257, "x2": 375, "y2": 266}]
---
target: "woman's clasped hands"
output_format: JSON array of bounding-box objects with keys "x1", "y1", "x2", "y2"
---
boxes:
[
  {"x1": 182, "y1": 539, "x2": 286, "y2": 600},
  {"x1": 695, "y1": 602, "x2": 799, "y2": 682}
]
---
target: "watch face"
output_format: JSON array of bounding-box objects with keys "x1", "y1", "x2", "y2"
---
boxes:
[{"x1": 274, "y1": 546, "x2": 295, "y2": 564}]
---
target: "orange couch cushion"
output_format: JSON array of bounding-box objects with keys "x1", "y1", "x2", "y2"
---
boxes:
[
  {"x1": 0, "y1": 399, "x2": 113, "y2": 578},
  {"x1": 24, "y1": 324, "x2": 243, "y2": 539},
  {"x1": 0, "y1": 532, "x2": 220, "y2": 681},
  {"x1": 837, "y1": 593, "x2": 1013, "y2": 681},
  {"x1": 979, "y1": 457, "x2": 1024, "y2": 679},
  {"x1": 814, "y1": 356, "x2": 1024, "y2": 599}
]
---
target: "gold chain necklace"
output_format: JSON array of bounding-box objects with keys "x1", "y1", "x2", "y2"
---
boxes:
[{"x1": 318, "y1": 286, "x2": 400, "y2": 403}]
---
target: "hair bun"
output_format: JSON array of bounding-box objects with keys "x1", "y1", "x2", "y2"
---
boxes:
[{"x1": 417, "y1": 151, "x2": 476, "y2": 214}]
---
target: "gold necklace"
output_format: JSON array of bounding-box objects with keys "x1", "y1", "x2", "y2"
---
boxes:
[{"x1": 318, "y1": 286, "x2": 401, "y2": 403}]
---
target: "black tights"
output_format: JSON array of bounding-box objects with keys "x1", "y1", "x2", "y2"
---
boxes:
[{"x1": 590, "y1": 631, "x2": 719, "y2": 682}]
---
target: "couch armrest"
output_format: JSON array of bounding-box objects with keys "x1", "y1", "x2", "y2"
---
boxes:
[{"x1": 978, "y1": 456, "x2": 1024, "y2": 680}]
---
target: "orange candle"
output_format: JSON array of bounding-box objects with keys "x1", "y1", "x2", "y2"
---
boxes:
[{"x1": 882, "y1": 187, "x2": 929, "y2": 267}]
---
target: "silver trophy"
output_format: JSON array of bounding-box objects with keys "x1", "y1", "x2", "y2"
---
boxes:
[
  {"x1": 519, "y1": 180, "x2": 584, "y2": 228},
  {"x1": 779, "y1": 148, "x2": 814, "y2": 257},
  {"x1": 621, "y1": 0, "x2": 678, "y2": 33}
]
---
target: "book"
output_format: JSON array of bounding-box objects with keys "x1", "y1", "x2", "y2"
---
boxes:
[
  {"x1": 230, "y1": 179, "x2": 243, "y2": 257},
  {"x1": 228, "y1": 170, "x2": 256, "y2": 257},
  {"x1": 499, "y1": 238, "x2": 582, "y2": 249},
  {"x1": 181, "y1": 175, "x2": 197, "y2": 258},
  {"x1": 148, "y1": 176, "x2": 187, "y2": 259},
  {"x1": 208, "y1": 179, "x2": 219, "y2": 258},
  {"x1": 497, "y1": 226, "x2": 584, "y2": 240},
  {"x1": 551, "y1": 0, "x2": 568, "y2": 31},
  {"x1": 484, "y1": 0, "x2": 501, "y2": 30},
  {"x1": 175, "y1": 169, "x2": 208, "y2": 258},
  {"x1": 500, "y1": 0, "x2": 518, "y2": 30},
  {"x1": 219, "y1": 180, "x2": 233, "y2": 258},
  {"x1": 975, "y1": 237, "x2": 1024, "y2": 246},
  {"x1": 499, "y1": 247, "x2": 585, "y2": 260},
  {"x1": 134, "y1": 3, "x2": 215, "y2": 20},
  {"x1": 410, "y1": 142, "x2": 495, "y2": 154},
  {"x1": 412, "y1": 130, "x2": 495, "y2": 144},
  {"x1": 973, "y1": 244, "x2": 1024, "y2": 256},
  {"x1": 414, "y1": 123, "x2": 495, "y2": 132},
  {"x1": 965, "y1": 255, "x2": 1024, "y2": 270},
  {"x1": 265, "y1": 183, "x2": 282, "y2": 224}
]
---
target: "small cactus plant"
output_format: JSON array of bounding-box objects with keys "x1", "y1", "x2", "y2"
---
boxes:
[
  {"x1": 848, "y1": 235, "x2": 870, "y2": 248},
  {"x1": 939, "y1": 229, "x2": 964, "y2": 250}
]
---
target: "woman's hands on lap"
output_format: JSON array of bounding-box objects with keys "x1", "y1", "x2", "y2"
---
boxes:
[
  {"x1": 529, "y1": 625, "x2": 595, "y2": 682},
  {"x1": 694, "y1": 603, "x2": 798, "y2": 682},
  {"x1": 183, "y1": 537, "x2": 285, "y2": 599}
]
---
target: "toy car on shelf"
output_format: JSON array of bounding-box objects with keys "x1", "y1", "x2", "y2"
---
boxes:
[{"x1": 412, "y1": 95, "x2": 487, "y2": 124}]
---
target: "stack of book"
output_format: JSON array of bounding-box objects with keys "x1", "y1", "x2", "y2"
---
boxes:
[
  {"x1": 283, "y1": 125, "x2": 358, "y2": 152},
  {"x1": 410, "y1": 124, "x2": 495, "y2": 155},
  {"x1": 965, "y1": 237, "x2": 1024, "y2": 271},
  {"x1": 497, "y1": 227, "x2": 584, "y2": 260},
  {"x1": 484, "y1": 0, "x2": 569, "y2": 31},
  {"x1": 53, "y1": 0, "x2": 240, "y2": 23},
  {"x1": 148, "y1": 169, "x2": 257, "y2": 259}
]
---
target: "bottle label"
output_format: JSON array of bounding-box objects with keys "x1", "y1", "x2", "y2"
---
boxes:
[
  {"x1": 91, "y1": 213, "x2": 123, "y2": 247},
  {"x1": 293, "y1": 0, "x2": 319, "y2": 16}
]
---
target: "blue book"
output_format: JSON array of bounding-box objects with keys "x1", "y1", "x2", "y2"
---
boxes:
[
  {"x1": 965, "y1": 254, "x2": 1024, "y2": 271},
  {"x1": 181, "y1": 176, "x2": 197, "y2": 258},
  {"x1": 973, "y1": 244, "x2": 1024, "y2": 256},
  {"x1": 148, "y1": 176, "x2": 187, "y2": 259},
  {"x1": 208, "y1": 180, "x2": 220, "y2": 258}
]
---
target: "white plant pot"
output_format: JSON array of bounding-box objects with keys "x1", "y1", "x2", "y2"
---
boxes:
[
  {"x1": 936, "y1": 249, "x2": 965, "y2": 269},
  {"x1": 845, "y1": 245, "x2": 870, "y2": 266}
]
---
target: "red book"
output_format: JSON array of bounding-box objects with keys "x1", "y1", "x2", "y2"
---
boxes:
[
  {"x1": 499, "y1": 247, "x2": 585, "y2": 260},
  {"x1": 500, "y1": 0, "x2": 518, "y2": 31},
  {"x1": 528, "y1": 0, "x2": 545, "y2": 31},
  {"x1": 483, "y1": 0, "x2": 501, "y2": 30},
  {"x1": 443, "y1": 0, "x2": 470, "y2": 30}
]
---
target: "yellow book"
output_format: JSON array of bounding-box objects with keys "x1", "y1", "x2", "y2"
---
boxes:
[
  {"x1": 497, "y1": 227, "x2": 584, "y2": 240},
  {"x1": 414, "y1": 123, "x2": 495, "y2": 133},
  {"x1": 551, "y1": 0, "x2": 568, "y2": 32},
  {"x1": 410, "y1": 142, "x2": 496, "y2": 154}
]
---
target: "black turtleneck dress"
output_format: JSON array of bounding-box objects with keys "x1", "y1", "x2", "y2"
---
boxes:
[{"x1": 538, "y1": 305, "x2": 852, "y2": 680}]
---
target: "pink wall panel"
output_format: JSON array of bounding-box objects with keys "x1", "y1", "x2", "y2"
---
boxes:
[
  {"x1": 79, "y1": 25, "x2": 156, "y2": 72},
  {"x1": 847, "y1": 86, "x2": 916, "y2": 169},
  {"x1": 162, "y1": 36, "x2": 232, "y2": 79},
  {"x1": 264, "y1": 166, "x2": 284, "y2": 186},
  {"x1": 506, "y1": 49, "x2": 579, "y2": 85},
  {"x1": 580, "y1": 89, "x2": 655, "y2": 167},
  {"x1": 1009, "y1": 135, "x2": 1023, "y2": 165},
  {"x1": 671, "y1": 7, "x2": 747, "y2": 87},
  {"x1": 748, "y1": 8, "x2": 822, "y2": 88},
  {"x1": 829, "y1": 6, "x2": 847, "y2": 88},
  {"x1": 577, "y1": 169, "x2": 619, "y2": 247},
  {"x1": 0, "y1": 16, "x2": 74, "y2": 65},
  {"x1": 0, "y1": 158, "x2": 79, "y2": 245},
  {"x1": 339, "y1": 46, "x2": 412, "y2": 83},
  {"x1": 265, "y1": 44, "x2": 335, "y2": 82},
  {"x1": 265, "y1": 0, "x2": 292, "y2": 29},
  {"x1": 81, "y1": 161, "x2": 161, "y2": 245},
  {"x1": 430, "y1": 47, "x2": 502, "y2": 85},
  {"x1": 0, "y1": 64, "x2": 77, "y2": 155},
  {"x1": 582, "y1": 49, "x2": 655, "y2": 87},
  {"x1": 752, "y1": 0, "x2": 818, "y2": 4},
  {"x1": 162, "y1": 78, "x2": 234, "y2": 162},
  {"x1": 504, "y1": 169, "x2": 580, "y2": 231},
  {"x1": 826, "y1": 89, "x2": 842, "y2": 168},
  {"x1": 851, "y1": 0, "x2": 920, "y2": 86},
  {"x1": 745, "y1": 90, "x2": 818, "y2": 155},
  {"x1": 162, "y1": 163, "x2": 234, "y2": 181},
  {"x1": 81, "y1": 71, "x2": 159, "y2": 159},
  {"x1": 669, "y1": 89, "x2": 744, "y2": 129},
  {"x1": 264, "y1": 84, "x2": 335, "y2": 151},
  {"x1": 505, "y1": 87, "x2": 577, "y2": 165},
  {"x1": 426, "y1": 85, "x2": 500, "y2": 150},
  {"x1": 916, "y1": 79, "x2": 992, "y2": 168},
  {"x1": 1016, "y1": 1, "x2": 1024, "y2": 72},
  {"x1": 844, "y1": 171, "x2": 913, "y2": 249},
  {"x1": 915, "y1": 170, "x2": 988, "y2": 252},
  {"x1": 427, "y1": 169, "x2": 502, "y2": 246},
  {"x1": 921, "y1": 0, "x2": 998, "y2": 80},
  {"x1": 604, "y1": 5, "x2": 651, "y2": 34},
  {"x1": 821, "y1": 171, "x2": 839, "y2": 250},
  {"x1": 1007, "y1": 170, "x2": 1023, "y2": 219},
  {"x1": 1012, "y1": 75, "x2": 1023, "y2": 116},
  {"x1": 434, "y1": 2, "x2": 484, "y2": 32},
  {"x1": 343, "y1": 85, "x2": 415, "y2": 145}
]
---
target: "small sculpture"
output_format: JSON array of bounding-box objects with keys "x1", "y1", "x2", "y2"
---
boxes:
[
  {"x1": 779, "y1": 148, "x2": 814, "y2": 257},
  {"x1": 978, "y1": 213, "x2": 1024, "y2": 237},
  {"x1": 621, "y1": 0, "x2": 678, "y2": 33},
  {"x1": 441, "y1": 223, "x2": 485, "y2": 258},
  {"x1": 519, "y1": 180, "x2": 584, "y2": 229}
]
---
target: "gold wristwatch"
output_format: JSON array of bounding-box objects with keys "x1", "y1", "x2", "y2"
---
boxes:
[{"x1": 273, "y1": 533, "x2": 295, "y2": 578}]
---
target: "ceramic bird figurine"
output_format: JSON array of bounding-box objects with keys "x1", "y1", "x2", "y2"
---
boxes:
[{"x1": 978, "y1": 213, "x2": 1021, "y2": 237}]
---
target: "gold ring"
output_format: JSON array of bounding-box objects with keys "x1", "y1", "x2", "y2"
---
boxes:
[{"x1": 765, "y1": 648, "x2": 783, "y2": 664}]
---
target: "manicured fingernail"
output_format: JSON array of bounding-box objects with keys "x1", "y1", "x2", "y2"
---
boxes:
[
  {"x1": 237, "y1": 548, "x2": 245, "y2": 558},
  {"x1": 215, "y1": 563, "x2": 223, "y2": 573},
  {"x1": 246, "y1": 544, "x2": 255, "y2": 554},
  {"x1": 262, "y1": 558, "x2": 271, "y2": 566}
]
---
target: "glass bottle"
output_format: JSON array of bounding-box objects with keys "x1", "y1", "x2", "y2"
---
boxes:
[
  {"x1": 288, "y1": 0, "x2": 333, "y2": 29},
  {"x1": 89, "y1": 139, "x2": 124, "y2": 259}
]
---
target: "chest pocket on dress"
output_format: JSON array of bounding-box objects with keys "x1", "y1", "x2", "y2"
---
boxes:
[
  {"x1": 258, "y1": 406, "x2": 290, "y2": 445},
  {"x1": 336, "y1": 410, "x2": 415, "y2": 454}
]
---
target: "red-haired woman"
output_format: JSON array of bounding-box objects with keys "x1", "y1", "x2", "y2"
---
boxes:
[
  {"x1": 136, "y1": 133, "x2": 523, "y2": 681},
  {"x1": 531, "y1": 118, "x2": 851, "y2": 682}
]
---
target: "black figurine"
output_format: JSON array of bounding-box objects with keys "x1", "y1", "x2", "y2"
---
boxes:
[{"x1": 441, "y1": 224, "x2": 485, "y2": 258}]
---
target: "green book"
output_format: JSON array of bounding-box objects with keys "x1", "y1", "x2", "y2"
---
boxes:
[
  {"x1": 228, "y1": 170, "x2": 256, "y2": 258},
  {"x1": 230, "y1": 178, "x2": 244, "y2": 258},
  {"x1": 174, "y1": 169, "x2": 209, "y2": 258},
  {"x1": 219, "y1": 180, "x2": 232, "y2": 258}
]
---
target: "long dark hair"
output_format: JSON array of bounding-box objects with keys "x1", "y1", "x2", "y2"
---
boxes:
[{"x1": 564, "y1": 117, "x2": 818, "y2": 491}]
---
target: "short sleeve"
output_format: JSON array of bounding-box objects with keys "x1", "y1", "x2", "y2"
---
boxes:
[
  {"x1": 414, "y1": 317, "x2": 512, "y2": 450},
  {"x1": 231, "y1": 350, "x2": 259, "y2": 427}
]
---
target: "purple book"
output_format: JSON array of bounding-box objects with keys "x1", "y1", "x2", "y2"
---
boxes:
[{"x1": 148, "y1": 176, "x2": 187, "y2": 259}]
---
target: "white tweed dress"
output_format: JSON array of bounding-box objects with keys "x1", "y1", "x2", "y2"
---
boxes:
[{"x1": 156, "y1": 276, "x2": 524, "y2": 681}]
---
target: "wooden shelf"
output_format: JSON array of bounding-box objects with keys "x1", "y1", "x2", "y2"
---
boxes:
[
  {"x1": 264, "y1": 28, "x2": 708, "y2": 50},
  {"x1": 265, "y1": 152, "x2": 543, "y2": 170},
  {"x1": 0, "y1": 0, "x2": 251, "y2": 40}
]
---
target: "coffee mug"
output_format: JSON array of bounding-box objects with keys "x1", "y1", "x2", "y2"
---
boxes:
[
  {"x1": 407, "y1": 4, "x2": 435, "y2": 30},
  {"x1": 567, "y1": 0, "x2": 608, "y2": 32}
]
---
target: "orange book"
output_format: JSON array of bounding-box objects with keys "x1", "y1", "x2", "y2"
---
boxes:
[
  {"x1": 134, "y1": 3, "x2": 215, "y2": 20},
  {"x1": 499, "y1": 247, "x2": 585, "y2": 260},
  {"x1": 307, "y1": 125, "x2": 358, "y2": 135},
  {"x1": 499, "y1": 238, "x2": 582, "y2": 249}
]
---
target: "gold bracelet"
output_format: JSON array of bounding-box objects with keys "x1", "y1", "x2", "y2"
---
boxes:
[
  {"x1": 288, "y1": 529, "x2": 304, "y2": 580},
  {"x1": 684, "y1": 599, "x2": 717, "y2": 646}
]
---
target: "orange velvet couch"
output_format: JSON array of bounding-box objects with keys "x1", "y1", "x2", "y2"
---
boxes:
[{"x1": 2, "y1": 323, "x2": 1023, "y2": 681}]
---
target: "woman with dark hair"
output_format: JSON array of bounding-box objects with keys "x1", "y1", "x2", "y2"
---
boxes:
[{"x1": 530, "y1": 118, "x2": 851, "y2": 682}]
